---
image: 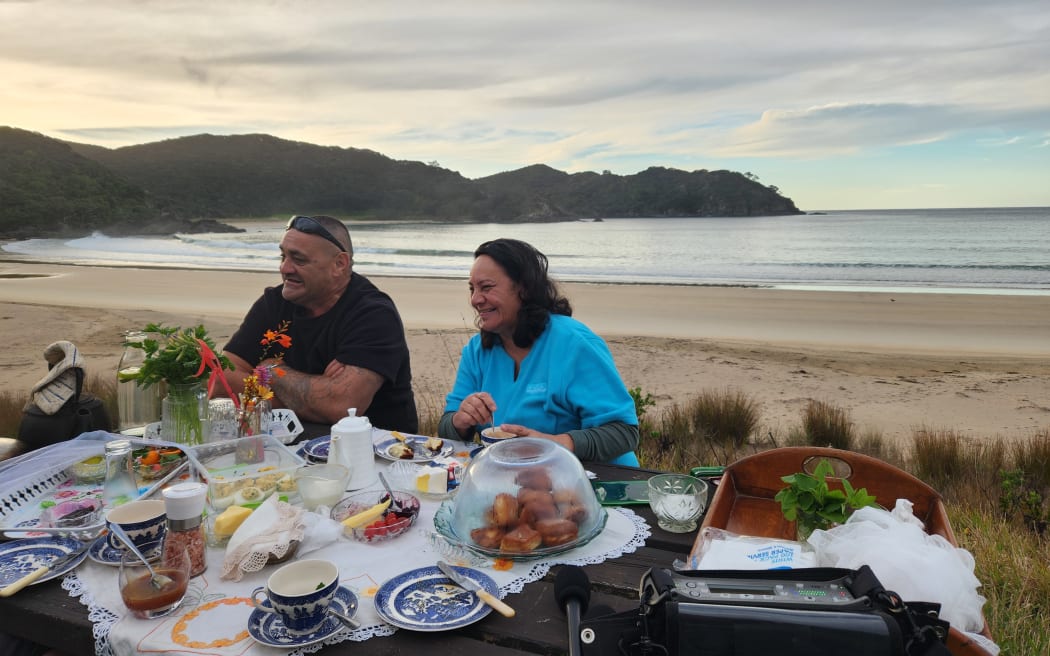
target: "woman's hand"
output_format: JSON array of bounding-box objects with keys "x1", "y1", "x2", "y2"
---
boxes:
[
  {"x1": 499, "y1": 424, "x2": 575, "y2": 452},
  {"x1": 451, "y1": 392, "x2": 497, "y2": 437}
]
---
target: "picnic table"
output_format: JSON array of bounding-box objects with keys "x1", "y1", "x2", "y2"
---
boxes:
[{"x1": 0, "y1": 458, "x2": 696, "y2": 656}]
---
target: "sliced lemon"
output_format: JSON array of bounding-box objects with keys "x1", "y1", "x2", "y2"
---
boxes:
[{"x1": 117, "y1": 366, "x2": 141, "y2": 382}]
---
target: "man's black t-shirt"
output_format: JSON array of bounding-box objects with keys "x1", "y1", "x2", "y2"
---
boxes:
[{"x1": 225, "y1": 273, "x2": 417, "y2": 432}]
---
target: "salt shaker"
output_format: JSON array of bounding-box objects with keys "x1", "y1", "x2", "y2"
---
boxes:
[
  {"x1": 331, "y1": 408, "x2": 376, "y2": 490},
  {"x1": 162, "y1": 482, "x2": 208, "y2": 577},
  {"x1": 102, "y1": 439, "x2": 138, "y2": 507}
]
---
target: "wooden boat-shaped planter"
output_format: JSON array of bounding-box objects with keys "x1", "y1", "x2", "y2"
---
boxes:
[{"x1": 693, "y1": 446, "x2": 994, "y2": 656}]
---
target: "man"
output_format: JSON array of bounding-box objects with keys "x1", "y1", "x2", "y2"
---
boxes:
[{"x1": 223, "y1": 215, "x2": 417, "y2": 431}]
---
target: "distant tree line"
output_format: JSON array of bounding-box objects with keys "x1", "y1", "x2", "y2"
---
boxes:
[{"x1": 0, "y1": 126, "x2": 802, "y2": 238}]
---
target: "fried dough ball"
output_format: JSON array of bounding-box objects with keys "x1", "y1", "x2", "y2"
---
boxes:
[
  {"x1": 552, "y1": 489, "x2": 581, "y2": 505},
  {"x1": 515, "y1": 467, "x2": 553, "y2": 491},
  {"x1": 519, "y1": 499, "x2": 558, "y2": 525},
  {"x1": 491, "y1": 493, "x2": 519, "y2": 527},
  {"x1": 500, "y1": 524, "x2": 542, "y2": 553},
  {"x1": 517, "y1": 488, "x2": 555, "y2": 507},
  {"x1": 470, "y1": 526, "x2": 505, "y2": 550},
  {"x1": 535, "y1": 518, "x2": 579, "y2": 547},
  {"x1": 558, "y1": 500, "x2": 589, "y2": 525}
]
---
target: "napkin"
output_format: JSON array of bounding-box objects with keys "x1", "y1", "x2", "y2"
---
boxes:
[{"x1": 220, "y1": 494, "x2": 306, "y2": 581}]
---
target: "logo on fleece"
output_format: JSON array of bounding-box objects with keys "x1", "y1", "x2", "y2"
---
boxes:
[{"x1": 526, "y1": 382, "x2": 547, "y2": 395}]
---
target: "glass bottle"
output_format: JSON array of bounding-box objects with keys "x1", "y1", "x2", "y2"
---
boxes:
[
  {"x1": 103, "y1": 439, "x2": 139, "y2": 508},
  {"x1": 116, "y1": 331, "x2": 162, "y2": 434},
  {"x1": 162, "y1": 482, "x2": 208, "y2": 577}
]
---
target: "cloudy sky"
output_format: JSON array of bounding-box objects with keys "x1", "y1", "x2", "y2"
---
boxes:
[{"x1": 2, "y1": 0, "x2": 1048, "y2": 211}]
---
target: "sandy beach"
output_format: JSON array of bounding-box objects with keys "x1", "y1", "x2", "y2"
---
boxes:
[{"x1": 2, "y1": 261, "x2": 1048, "y2": 445}]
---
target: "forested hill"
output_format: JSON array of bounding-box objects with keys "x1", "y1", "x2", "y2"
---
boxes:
[{"x1": 1, "y1": 127, "x2": 802, "y2": 237}]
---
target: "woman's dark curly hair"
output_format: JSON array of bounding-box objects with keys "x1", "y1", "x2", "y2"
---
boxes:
[{"x1": 474, "y1": 238, "x2": 572, "y2": 349}]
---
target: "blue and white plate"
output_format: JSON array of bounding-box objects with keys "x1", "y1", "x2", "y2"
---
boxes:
[
  {"x1": 374, "y1": 565, "x2": 497, "y2": 631},
  {"x1": 248, "y1": 585, "x2": 358, "y2": 648},
  {"x1": 301, "y1": 435, "x2": 331, "y2": 463},
  {"x1": 373, "y1": 434, "x2": 454, "y2": 463},
  {"x1": 0, "y1": 536, "x2": 90, "y2": 587},
  {"x1": 87, "y1": 535, "x2": 162, "y2": 567}
]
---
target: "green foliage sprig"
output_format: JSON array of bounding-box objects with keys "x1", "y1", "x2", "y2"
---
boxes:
[
  {"x1": 130, "y1": 323, "x2": 232, "y2": 389},
  {"x1": 774, "y1": 459, "x2": 878, "y2": 536}
]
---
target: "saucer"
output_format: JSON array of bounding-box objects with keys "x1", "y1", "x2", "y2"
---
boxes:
[
  {"x1": 88, "y1": 535, "x2": 162, "y2": 566},
  {"x1": 248, "y1": 585, "x2": 358, "y2": 648},
  {"x1": 301, "y1": 435, "x2": 331, "y2": 462}
]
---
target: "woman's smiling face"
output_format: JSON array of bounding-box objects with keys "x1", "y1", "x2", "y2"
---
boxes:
[{"x1": 469, "y1": 254, "x2": 521, "y2": 337}]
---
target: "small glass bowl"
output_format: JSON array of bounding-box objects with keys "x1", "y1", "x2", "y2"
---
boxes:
[
  {"x1": 67, "y1": 456, "x2": 107, "y2": 485},
  {"x1": 331, "y1": 491, "x2": 420, "y2": 543},
  {"x1": 39, "y1": 499, "x2": 103, "y2": 529}
]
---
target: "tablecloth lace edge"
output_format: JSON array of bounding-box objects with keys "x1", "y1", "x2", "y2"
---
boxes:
[{"x1": 62, "y1": 571, "x2": 117, "y2": 656}]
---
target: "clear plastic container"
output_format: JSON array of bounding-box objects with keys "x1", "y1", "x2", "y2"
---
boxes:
[
  {"x1": 184, "y1": 435, "x2": 305, "y2": 510},
  {"x1": 435, "y1": 438, "x2": 607, "y2": 559}
]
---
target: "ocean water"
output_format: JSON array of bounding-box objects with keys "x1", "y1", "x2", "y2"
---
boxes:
[{"x1": 3, "y1": 207, "x2": 1048, "y2": 295}]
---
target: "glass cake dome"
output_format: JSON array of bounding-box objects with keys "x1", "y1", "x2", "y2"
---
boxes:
[{"x1": 434, "y1": 438, "x2": 607, "y2": 559}]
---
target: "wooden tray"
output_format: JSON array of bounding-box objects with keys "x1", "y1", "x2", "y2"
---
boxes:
[{"x1": 694, "y1": 446, "x2": 993, "y2": 656}]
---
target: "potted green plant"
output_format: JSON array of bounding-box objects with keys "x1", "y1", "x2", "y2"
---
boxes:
[
  {"x1": 774, "y1": 458, "x2": 878, "y2": 540},
  {"x1": 127, "y1": 323, "x2": 232, "y2": 445}
]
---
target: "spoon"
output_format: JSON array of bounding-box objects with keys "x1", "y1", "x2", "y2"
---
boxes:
[
  {"x1": 329, "y1": 605, "x2": 360, "y2": 630},
  {"x1": 108, "y1": 524, "x2": 173, "y2": 589},
  {"x1": 377, "y1": 471, "x2": 402, "y2": 513}
]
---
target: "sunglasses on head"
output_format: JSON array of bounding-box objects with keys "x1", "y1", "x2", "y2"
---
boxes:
[{"x1": 285, "y1": 215, "x2": 347, "y2": 252}]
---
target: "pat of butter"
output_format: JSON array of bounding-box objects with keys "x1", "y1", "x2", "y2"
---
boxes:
[
  {"x1": 416, "y1": 466, "x2": 448, "y2": 494},
  {"x1": 213, "y1": 505, "x2": 253, "y2": 536}
]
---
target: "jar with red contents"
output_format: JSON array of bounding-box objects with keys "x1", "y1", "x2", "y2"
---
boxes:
[{"x1": 162, "y1": 482, "x2": 208, "y2": 577}]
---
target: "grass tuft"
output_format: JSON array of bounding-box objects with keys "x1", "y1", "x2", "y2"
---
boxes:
[{"x1": 801, "y1": 399, "x2": 855, "y2": 450}]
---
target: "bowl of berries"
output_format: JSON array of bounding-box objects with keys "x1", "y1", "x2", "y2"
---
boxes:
[{"x1": 331, "y1": 490, "x2": 420, "y2": 543}]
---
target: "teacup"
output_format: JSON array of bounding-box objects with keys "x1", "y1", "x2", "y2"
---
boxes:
[
  {"x1": 251, "y1": 559, "x2": 339, "y2": 635},
  {"x1": 106, "y1": 499, "x2": 167, "y2": 553},
  {"x1": 480, "y1": 427, "x2": 516, "y2": 446}
]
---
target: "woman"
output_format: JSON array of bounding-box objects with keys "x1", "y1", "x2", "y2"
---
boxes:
[{"x1": 438, "y1": 238, "x2": 640, "y2": 466}]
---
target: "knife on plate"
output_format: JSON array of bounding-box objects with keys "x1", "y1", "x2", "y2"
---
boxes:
[
  {"x1": 436, "y1": 561, "x2": 515, "y2": 618},
  {"x1": 0, "y1": 542, "x2": 91, "y2": 598}
]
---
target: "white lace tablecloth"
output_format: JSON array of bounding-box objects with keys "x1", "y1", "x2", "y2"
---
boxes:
[{"x1": 62, "y1": 476, "x2": 650, "y2": 656}]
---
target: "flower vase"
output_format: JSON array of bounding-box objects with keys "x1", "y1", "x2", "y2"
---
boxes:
[
  {"x1": 161, "y1": 383, "x2": 209, "y2": 445},
  {"x1": 236, "y1": 399, "x2": 271, "y2": 438}
]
